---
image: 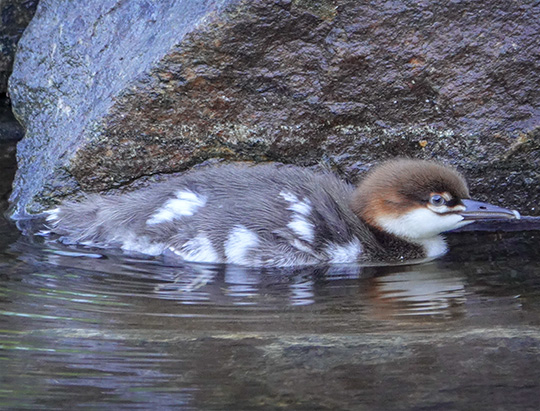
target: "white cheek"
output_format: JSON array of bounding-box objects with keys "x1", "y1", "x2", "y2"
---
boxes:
[{"x1": 377, "y1": 208, "x2": 471, "y2": 240}]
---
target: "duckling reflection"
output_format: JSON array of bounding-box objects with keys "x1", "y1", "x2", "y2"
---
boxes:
[
  {"x1": 367, "y1": 263, "x2": 467, "y2": 318},
  {"x1": 153, "y1": 260, "x2": 369, "y2": 306},
  {"x1": 10, "y1": 237, "x2": 467, "y2": 317},
  {"x1": 153, "y1": 259, "x2": 467, "y2": 315}
]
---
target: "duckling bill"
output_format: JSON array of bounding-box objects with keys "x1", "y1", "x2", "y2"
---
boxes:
[{"x1": 42, "y1": 158, "x2": 520, "y2": 267}]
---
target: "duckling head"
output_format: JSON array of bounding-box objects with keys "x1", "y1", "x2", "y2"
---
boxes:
[{"x1": 350, "y1": 158, "x2": 520, "y2": 257}]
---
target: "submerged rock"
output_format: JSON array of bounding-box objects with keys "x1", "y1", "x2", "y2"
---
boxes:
[{"x1": 8, "y1": 0, "x2": 540, "y2": 218}]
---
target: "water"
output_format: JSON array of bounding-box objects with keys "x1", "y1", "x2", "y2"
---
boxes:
[{"x1": 1, "y1": 211, "x2": 539, "y2": 410}]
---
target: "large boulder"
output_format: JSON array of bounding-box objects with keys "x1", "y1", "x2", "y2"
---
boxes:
[{"x1": 8, "y1": 0, "x2": 540, "y2": 219}]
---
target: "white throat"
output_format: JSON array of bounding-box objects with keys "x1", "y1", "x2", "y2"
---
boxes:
[
  {"x1": 375, "y1": 207, "x2": 473, "y2": 258},
  {"x1": 414, "y1": 236, "x2": 448, "y2": 258}
]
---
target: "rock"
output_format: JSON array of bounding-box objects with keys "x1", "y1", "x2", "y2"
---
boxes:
[
  {"x1": 0, "y1": 0, "x2": 38, "y2": 94},
  {"x1": 8, "y1": 0, "x2": 540, "y2": 219}
]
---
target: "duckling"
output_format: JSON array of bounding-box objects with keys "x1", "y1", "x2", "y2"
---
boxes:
[{"x1": 42, "y1": 159, "x2": 519, "y2": 267}]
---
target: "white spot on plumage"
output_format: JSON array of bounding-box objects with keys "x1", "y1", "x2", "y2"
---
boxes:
[
  {"x1": 279, "y1": 192, "x2": 297, "y2": 203},
  {"x1": 45, "y1": 207, "x2": 61, "y2": 223},
  {"x1": 288, "y1": 200, "x2": 311, "y2": 216},
  {"x1": 279, "y1": 191, "x2": 314, "y2": 243},
  {"x1": 287, "y1": 219, "x2": 314, "y2": 243},
  {"x1": 225, "y1": 225, "x2": 259, "y2": 265},
  {"x1": 172, "y1": 234, "x2": 219, "y2": 263},
  {"x1": 289, "y1": 239, "x2": 317, "y2": 255},
  {"x1": 325, "y1": 238, "x2": 362, "y2": 263},
  {"x1": 120, "y1": 234, "x2": 166, "y2": 256},
  {"x1": 147, "y1": 190, "x2": 206, "y2": 225}
]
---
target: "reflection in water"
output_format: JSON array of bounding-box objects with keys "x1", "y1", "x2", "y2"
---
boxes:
[
  {"x1": 373, "y1": 268, "x2": 466, "y2": 316},
  {"x1": 8, "y1": 238, "x2": 469, "y2": 315},
  {"x1": 1, "y1": 232, "x2": 540, "y2": 409}
]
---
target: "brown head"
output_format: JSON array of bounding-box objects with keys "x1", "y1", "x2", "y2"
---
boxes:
[{"x1": 350, "y1": 158, "x2": 519, "y2": 257}]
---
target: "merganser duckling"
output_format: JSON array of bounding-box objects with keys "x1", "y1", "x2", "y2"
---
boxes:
[{"x1": 42, "y1": 159, "x2": 520, "y2": 267}]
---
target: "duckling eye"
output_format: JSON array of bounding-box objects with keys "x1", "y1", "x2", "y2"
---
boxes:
[{"x1": 429, "y1": 194, "x2": 446, "y2": 207}]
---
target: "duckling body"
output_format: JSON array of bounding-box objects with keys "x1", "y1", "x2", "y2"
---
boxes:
[{"x1": 44, "y1": 159, "x2": 519, "y2": 267}]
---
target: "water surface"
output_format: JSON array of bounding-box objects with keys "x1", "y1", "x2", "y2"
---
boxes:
[{"x1": 1, "y1": 215, "x2": 540, "y2": 410}]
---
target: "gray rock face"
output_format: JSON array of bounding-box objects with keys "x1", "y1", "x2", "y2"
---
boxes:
[{"x1": 8, "y1": 0, "x2": 540, "y2": 219}]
